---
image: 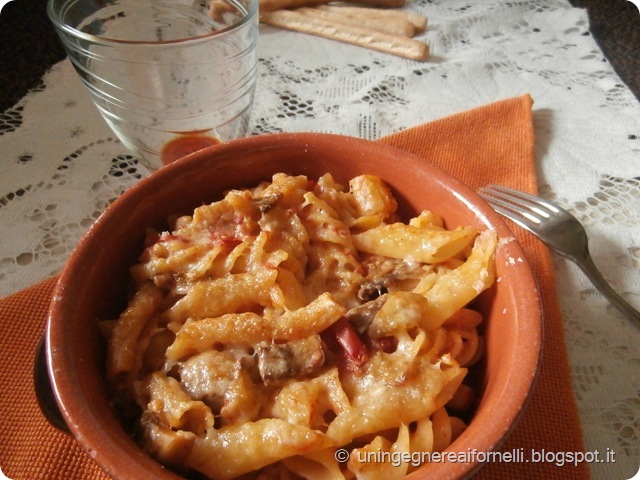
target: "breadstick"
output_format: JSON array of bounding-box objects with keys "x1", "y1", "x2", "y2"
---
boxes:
[
  {"x1": 296, "y1": 6, "x2": 415, "y2": 37},
  {"x1": 260, "y1": 10, "x2": 428, "y2": 60},
  {"x1": 259, "y1": 0, "x2": 406, "y2": 12},
  {"x1": 316, "y1": 4, "x2": 427, "y2": 32}
]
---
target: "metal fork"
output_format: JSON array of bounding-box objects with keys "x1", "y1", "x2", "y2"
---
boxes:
[{"x1": 478, "y1": 184, "x2": 640, "y2": 326}]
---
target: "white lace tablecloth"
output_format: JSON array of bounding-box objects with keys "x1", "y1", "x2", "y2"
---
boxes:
[{"x1": 1, "y1": 0, "x2": 639, "y2": 478}]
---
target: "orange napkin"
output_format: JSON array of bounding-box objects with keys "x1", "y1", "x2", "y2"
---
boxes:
[{"x1": 0, "y1": 95, "x2": 589, "y2": 480}]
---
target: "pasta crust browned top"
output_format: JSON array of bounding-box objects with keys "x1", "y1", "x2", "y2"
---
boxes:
[{"x1": 106, "y1": 173, "x2": 497, "y2": 480}]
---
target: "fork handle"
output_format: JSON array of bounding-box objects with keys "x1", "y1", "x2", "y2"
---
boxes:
[{"x1": 576, "y1": 255, "x2": 640, "y2": 327}]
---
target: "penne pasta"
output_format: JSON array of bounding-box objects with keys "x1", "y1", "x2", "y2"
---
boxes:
[
  {"x1": 166, "y1": 270, "x2": 277, "y2": 323},
  {"x1": 353, "y1": 223, "x2": 478, "y2": 263},
  {"x1": 105, "y1": 173, "x2": 496, "y2": 480},
  {"x1": 421, "y1": 229, "x2": 497, "y2": 329},
  {"x1": 187, "y1": 418, "x2": 336, "y2": 480},
  {"x1": 107, "y1": 282, "x2": 163, "y2": 379},
  {"x1": 167, "y1": 292, "x2": 345, "y2": 360}
]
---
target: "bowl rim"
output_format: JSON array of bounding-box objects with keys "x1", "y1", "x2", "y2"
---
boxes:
[{"x1": 45, "y1": 132, "x2": 543, "y2": 480}]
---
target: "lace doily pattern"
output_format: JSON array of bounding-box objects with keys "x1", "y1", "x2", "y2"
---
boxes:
[
  {"x1": 1, "y1": 0, "x2": 639, "y2": 477},
  {"x1": 557, "y1": 175, "x2": 640, "y2": 478}
]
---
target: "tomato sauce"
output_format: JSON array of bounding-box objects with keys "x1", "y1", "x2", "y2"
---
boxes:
[{"x1": 160, "y1": 134, "x2": 221, "y2": 166}]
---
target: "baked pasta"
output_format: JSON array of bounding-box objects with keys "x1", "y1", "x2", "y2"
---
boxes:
[{"x1": 105, "y1": 173, "x2": 497, "y2": 479}]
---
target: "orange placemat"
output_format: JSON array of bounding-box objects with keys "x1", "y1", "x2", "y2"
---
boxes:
[{"x1": 0, "y1": 95, "x2": 589, "y2": 480}]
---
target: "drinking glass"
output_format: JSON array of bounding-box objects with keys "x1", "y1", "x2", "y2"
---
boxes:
[{"x1": 48, "y1": 0, "x2": 259, "y2": 170}]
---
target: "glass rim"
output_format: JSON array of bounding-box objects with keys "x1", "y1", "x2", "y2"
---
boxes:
[{"x1": 47, "y1": 0, "x2": 258, "y2": 46}]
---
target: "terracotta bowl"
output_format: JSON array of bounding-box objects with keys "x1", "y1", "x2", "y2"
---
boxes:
[{"x1": 42, "y1": 132, "x2": 542, "y2": 480}]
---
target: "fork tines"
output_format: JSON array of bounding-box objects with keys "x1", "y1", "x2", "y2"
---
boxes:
[{"x1": 477, "y1": 185, "x2": 559, "y2": 226}]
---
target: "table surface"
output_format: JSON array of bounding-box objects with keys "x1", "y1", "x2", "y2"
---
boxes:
[{"x1": 1, "y1": 1, "x2": 639, "y2": 479}]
